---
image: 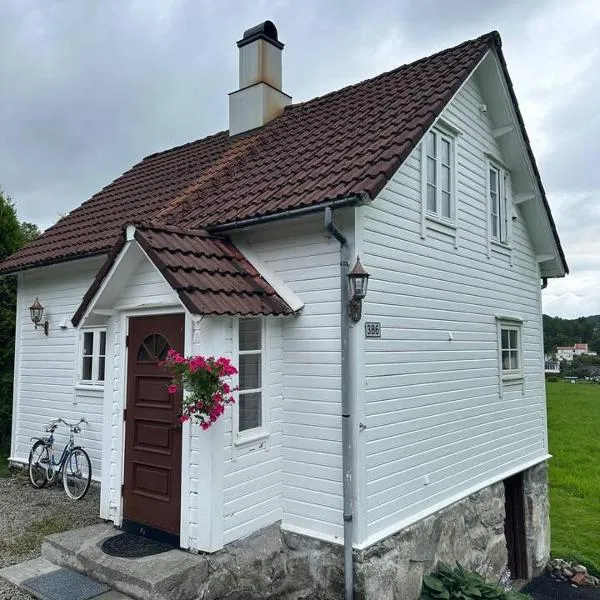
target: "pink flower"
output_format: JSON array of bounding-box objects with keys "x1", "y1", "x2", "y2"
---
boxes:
[
  {"x1": 178, "y1": 415, "x2": 189, "y2": 423},
  {"x1": 221, "y1": 383, "x2": 231, "y2": 394},
  {"x1": 201, "y1": 422, "x2": 210, "y2": 430},
  {"x1": 167, "y1": 384, "x2": 178, "y2": 394},
  {"x1": 174, "y1": 354, "x2": 186, "y2": 364}
]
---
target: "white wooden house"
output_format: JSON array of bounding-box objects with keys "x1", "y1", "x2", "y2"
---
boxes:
[{"x1": 1, "y1": 22, "x2": 567, "y2": 598}]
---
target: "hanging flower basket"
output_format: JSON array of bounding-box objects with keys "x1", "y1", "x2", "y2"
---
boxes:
[{"x1": 160, "y1": 349, "x2": 237, "y2": 430}]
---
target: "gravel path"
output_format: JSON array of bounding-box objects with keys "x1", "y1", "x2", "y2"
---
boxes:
[{"x1": 0, "y1": 470, "x2": 101, "y2": 600}]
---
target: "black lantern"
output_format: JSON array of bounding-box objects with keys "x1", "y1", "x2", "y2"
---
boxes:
[
  {"x1": 29, "y1": 297, "x2": 49, "y2": 335},
  {"x1": 347, "y1": 257, "x2": 370, "y2": 322}
]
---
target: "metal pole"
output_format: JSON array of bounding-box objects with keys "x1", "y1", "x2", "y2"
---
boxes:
[{"x1": 324, "y1": 207, "x2": 354, "y2": 600}]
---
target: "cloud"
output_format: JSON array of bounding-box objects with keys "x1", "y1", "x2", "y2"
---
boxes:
[{"x1": 0, "y1": 0, "x2": 598, "y2": 316}]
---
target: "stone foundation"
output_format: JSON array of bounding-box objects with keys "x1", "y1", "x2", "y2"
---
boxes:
[
  {"x1": 195, "y1": 463, "x2": 550, "y2": 599},
  {"x1": 354, "y1": 482, "x2": 508, "y2": 600},
  {"x1": 522, "y1": 461, "x2": 551, "y2": 577}
]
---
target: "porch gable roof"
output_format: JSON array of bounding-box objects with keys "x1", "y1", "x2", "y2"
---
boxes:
[{"x1": 72, "y1": 223, "x2": 295, "y2": 326}]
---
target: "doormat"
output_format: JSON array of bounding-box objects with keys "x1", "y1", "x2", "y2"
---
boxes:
[
  {"x1": 22, "y1": 568, "x2": 110, "y2": 600},
  {"x1": 101, "y1": 532, "x2": 174, "y2": 558}
]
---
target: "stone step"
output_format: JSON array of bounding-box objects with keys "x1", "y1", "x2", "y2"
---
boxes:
[{"x1": 41, "y1": 523, "x2": 209, "y2": 600}]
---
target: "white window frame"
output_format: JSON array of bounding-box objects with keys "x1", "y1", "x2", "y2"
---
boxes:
[
  {"x1": 487, "y1": 158, "x2": 512, "y2": 248},
  {"x1": 495, "y1": 316, "x2": 524, "y2": 384},
  {"x1": 78, "y1": 328, "x2": 107, "y2": 386},
  {"x1": 232, "y1": 317, "x2": 268, "y2": 446},
  {"x1": 422, "y1": 126, "x2": 457, "y2": 224}
]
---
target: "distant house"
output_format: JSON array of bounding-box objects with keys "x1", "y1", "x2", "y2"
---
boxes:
[
  {"x1": 0, "y1": 22, "x2": 567, "y2": 599},
  {"x1": 556, "y1": 347, "x2": 575, "y2": 361},
  {"x1": 556, "y1": 343, "x2": 596, "y2": 362}
]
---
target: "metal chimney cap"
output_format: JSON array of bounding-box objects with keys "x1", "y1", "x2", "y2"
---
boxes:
[{"x1": 237, "y1": 20, "x2": 284, "y2": 50}]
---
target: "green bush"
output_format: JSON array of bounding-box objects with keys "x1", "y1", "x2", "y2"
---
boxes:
[
  {"x1": 421, "y1": 563, "x2": 531, "y2": 600},
  {"x1": 546, "y1": 376, "x2": 559, "y2": 383}
]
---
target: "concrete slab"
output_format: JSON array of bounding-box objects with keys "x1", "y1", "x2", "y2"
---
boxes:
[
  {"x1": 0, "y1": 558, "x2": 133, "y2": 600},
  {"x1": 0, "y1": 557, "x2": 60, "y2": 587},
  {"x1": 41, "y1": 524, "x2": 209, "y2": 600}
]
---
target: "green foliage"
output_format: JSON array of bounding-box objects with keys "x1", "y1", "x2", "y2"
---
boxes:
[
  {"x1": 543, "y1": 314, "x2": 600, "y2": 355},
  {"x1": 560, "y1": 354, "x2": 600, "y2": 379},
  {"x1": 547, "y1": 382, "x2": 600, "y2": 575},
  {"x1": 421, "y1": 563, "x2": 530, "y2": 600},
  {"x1": 0, "y1": 188, "x2": 40, "y2": 454}
]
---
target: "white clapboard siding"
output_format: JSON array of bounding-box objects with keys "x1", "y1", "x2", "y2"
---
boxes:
[
  {"x1": 116, "y1": 258, "x2": 178, "y2": 308},
  {"x1": 13, "y1": 257, "x2": 106, "y2": 478},
  {"x1": 361, "y1": 73, "x2": 546, "y2": 543},
  {"x1": 222, "y1": 318, "x2": 284, "y2": 544},
  {"x1": 239, "y1": 216, "x2": 347, "y2": 543}
]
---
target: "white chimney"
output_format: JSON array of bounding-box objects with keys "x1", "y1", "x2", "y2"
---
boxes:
[{"x1": 229, "y1": 21, "x2": 292, "y2": 137}]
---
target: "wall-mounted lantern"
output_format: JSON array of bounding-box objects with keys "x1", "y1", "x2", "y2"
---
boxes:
[
  {"x1": 29, "y1": 297, "x2": 49, "y2": 336},
  {"x1": 347, "y1": 257, "x2": 370, "y2": 323}
]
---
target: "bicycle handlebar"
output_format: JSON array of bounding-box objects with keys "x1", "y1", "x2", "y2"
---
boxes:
[{"x1": 47, "y1": 417, "x2": 87, "y2": 430}]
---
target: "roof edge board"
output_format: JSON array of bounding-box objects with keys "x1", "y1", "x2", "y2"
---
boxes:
[
  {"x1": 72, "y1": 236, "x2": 129, "y2": 327},
  {"x1": 230, "y1": 238, "x2": 304, "y2": 313},
  {"x1": 485, "y1": 48, "x2": 568, "y2": 276}
]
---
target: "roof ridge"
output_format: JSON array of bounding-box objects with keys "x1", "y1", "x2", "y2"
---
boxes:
[
  {"x1": 286, "y1": 31, "x2": 499, "y2": 112},
  {"x1": 138, "y1": 31, "x2": 499, "y2": 166}
]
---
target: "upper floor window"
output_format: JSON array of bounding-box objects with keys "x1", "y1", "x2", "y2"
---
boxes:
[
  {"x1": 238, "y1": 318, "x2": 263, "y2": 433},
  {"x1": 489, "y1": 164, "x2": 511, "y2": 245},
  {"x1": 80, "y1": 329, "x2": 106, "y2": 385},
  {"x1": 424, "y1": 128, "x2": 455, "y2": 221}
]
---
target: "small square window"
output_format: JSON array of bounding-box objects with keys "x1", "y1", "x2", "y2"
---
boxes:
[
  {"x1": 80, "y1": 329, "x2": 107, "y2": 385},
  {"x1": 498, "y1": 320, "x2": 522, "y2": 380}
]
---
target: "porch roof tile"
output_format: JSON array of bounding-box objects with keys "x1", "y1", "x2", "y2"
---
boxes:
[{"x1": 71, "y1": 223, "x2": 294, "y2": 325}]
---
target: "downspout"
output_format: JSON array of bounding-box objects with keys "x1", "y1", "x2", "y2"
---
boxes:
[
  {"x1": 324, "y1": 206, "x2": 354, "y2": 600},
  {"x1": 541, "y1": 277, "x2": 548, "y2": 289}
]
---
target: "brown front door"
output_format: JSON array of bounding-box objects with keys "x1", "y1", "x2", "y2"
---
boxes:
[{"x1": 123, "y1": 314, "x2": 184, "y2": 545}]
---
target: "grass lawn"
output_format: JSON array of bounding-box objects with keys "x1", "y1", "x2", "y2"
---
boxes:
[{"x1": 547, "y1": 381, "x2": 600, "y2": 574}]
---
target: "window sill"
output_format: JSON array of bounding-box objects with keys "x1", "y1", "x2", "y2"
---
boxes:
[
  {"x1": 491, "y1": 239, "x2": 512, "y2": 254},
  {"x1": 425, "y1": 213, "x2": 457, "y2": 235},
  {"x1": 502, "y1": 373, "x2": 524, "y2": 382},
  {"x1": 234, "y1": 429, "x2": 269, "y2": 448},
  {"x1": 75, "y1": 383, "x2": 105, "y2": 392}
]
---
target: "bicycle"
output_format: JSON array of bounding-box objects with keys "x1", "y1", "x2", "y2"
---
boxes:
[{"x1": 28, "y1": 417, "x2": 92, "y2": 500}]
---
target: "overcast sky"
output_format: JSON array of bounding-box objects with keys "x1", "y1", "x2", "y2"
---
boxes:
[{"x1": 0, "y1": 0, "x2": 598, "y2": 317}]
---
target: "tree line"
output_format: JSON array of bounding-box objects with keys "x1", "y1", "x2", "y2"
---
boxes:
[
  {"x1": 543, "y1": 314, "x2": 600, "y2": 356},
  {"x1": 1, "y1": 190, "x2": 40, "y2": 454}
]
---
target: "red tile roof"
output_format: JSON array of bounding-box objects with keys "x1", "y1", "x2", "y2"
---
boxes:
[
  {"x1": 72, "y1": 224, "x2": 293, "y2": 325},
  {"x1": 0, "y1": 32, "x2": 499, "y2": 275},
  {"x1": 0, "y1": 30, "x2": 567, "y2": 276}
]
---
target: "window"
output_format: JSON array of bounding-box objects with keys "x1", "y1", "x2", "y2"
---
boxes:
[
  {"x1": 501, "y1": 326, "x2": 520, "y2": 373},
  {"x1": 80, "y1": 329, "x2": 106, "y2": 385},
  {"x1": 489, "y1": 164, "x2": 511, "y2": 244},
  {"x1": 424, "y1": 128, "x2": 455, "y2": 221},
  {"x1": 238, "y1": 318, "x2": 262, "y2": 432},
  {"x1": 496, "y1": 318, "x2": 523, "y2": 381}
]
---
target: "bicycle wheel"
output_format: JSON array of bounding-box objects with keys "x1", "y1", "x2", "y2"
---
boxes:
[
  {"x1": 62, "y1": 447, "x2": 92, "y2": 500},
  {"x1": 28, "y1": 441, "x2": 50, "y2": 488}
]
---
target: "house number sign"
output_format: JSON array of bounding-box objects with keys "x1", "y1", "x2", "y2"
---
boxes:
[{"x1": 365, "y1": 322, "x2": 381, "y2": 338}]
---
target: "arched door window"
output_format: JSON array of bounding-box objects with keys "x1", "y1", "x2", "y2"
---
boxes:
[{"x1": 137, "y1": 334, "x2": 170, "y2": 362}]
